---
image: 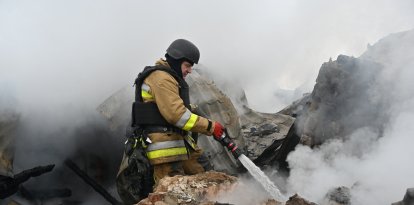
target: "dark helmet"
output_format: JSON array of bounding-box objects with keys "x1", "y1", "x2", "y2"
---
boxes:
[{"x1": 166, "y1": 39, "x2": 200, "y2": 64}]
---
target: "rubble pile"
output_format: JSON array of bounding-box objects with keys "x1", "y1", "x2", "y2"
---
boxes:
[
  {"x1": 281, "y1": 55, "x2": 388, "y2": 146},
  {"x1": 281, "y1": 29, "x2": 414, "y2": 149},
  {"x1": 137, "y1": 171, "x2": 237, "y2": 205},
  {"x1": 136, "y1": 171, "x2": 323, "y2": 205},
  {"x1": 240, "y1": 109, "x2": 298, "y2": 171},
  {"x1": 186, "y1": 71, "x2": 298, "y2": 173}
]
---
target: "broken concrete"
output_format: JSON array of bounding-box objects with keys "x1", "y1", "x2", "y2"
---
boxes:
[
  {"x1": 97, "y1": 85, "x2": 134, "y2": 134},
  {"x1": 281, "y1": 29, "x2": 414, "y2": 149},
  {"x1": 186, "y1": 70, "x2": 296, "y2": 173},
  {"x1": 282, "y1": 55, "x2": 389, "y2": 147},
  {"x1": 136, "y1": 171, "x2": 321, "y2": 205},
  {"x1": 137, "y1": 171, "x2": 238, "y2": 205}
]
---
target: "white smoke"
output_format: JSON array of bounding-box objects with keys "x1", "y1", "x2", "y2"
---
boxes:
[
  {"x1": 1, "y1": 0, "x2": 414, "y2": 113},
  {"x1": 287, "y1": 110, "x2": 414, "y2": 204},
  {"x1": 286, "y1": 30, "x2": 414, "y2": 204}
]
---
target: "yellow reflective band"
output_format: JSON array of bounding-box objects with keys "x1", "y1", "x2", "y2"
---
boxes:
[
  {"x1": 183, "y1": 114, "x2": 198, "y2": 131},
  {"x1": 146, "y1": 147, "x2": 188, "y2": 159},
  {"x1": 141, "y1": 90, "x2": 153, "y2": 100}
]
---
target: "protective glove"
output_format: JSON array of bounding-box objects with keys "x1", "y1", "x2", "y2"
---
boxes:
[
  {"x1": 212, "y1": 128, "x2": 242, "y2": 158},
  {"x1": 212, "y1": 122, "x2": 224, "y2": 138}
]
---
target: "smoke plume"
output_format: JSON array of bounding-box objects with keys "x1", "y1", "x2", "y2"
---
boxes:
[{"x1": 286, "y1": 30, "x2": 414, "y2": 204}]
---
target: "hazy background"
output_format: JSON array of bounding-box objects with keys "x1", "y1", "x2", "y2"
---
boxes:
[
  {"x1": 1, "y1": 0, "x2": 414, "y2": 204},
  {"x1": 1, "y1": 0, "x2": 414, "y2": 113}
]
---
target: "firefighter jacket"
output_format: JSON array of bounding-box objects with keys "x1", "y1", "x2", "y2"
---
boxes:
[{"x1": 133, "y1": 59, "x2": 215, "y2": 165}]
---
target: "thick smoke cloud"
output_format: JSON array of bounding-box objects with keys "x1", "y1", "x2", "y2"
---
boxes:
[
  {"x1": 1, "y1": 0, "x2": 414, "y2": 112},
  {"x1": 287, "y1": 112, "x2": 414, "y2": 204},
  {"x1": 286, "y1": 31, "x2": 414, "y2": 204}
]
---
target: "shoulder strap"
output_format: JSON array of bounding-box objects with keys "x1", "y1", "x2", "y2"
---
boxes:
[{"x1": 134, "y1": 66, "x2": 188, "y2": 102}]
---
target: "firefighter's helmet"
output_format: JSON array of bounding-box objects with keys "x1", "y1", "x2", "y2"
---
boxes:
[{"x1": 166, "y1": 39, "x2": 200, "y2": 64}]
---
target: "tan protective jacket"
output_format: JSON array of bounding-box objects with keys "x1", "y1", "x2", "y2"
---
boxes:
[{"x1": 141, "y1": 59, "x2": 215, "y2": 165}]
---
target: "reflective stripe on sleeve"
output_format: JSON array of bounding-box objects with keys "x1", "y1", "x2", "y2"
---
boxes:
[
  {"x1": 175, "y1": 109, "x2": 199, "y2": 131},
  {"x1": 141, "y1": 83, "x2": 153, "y2": 100},
  {"x1": 146, "y1": 147, "x2": 188, "y2": 159},
  {"x1": 146, "y1": 140, "x2": 185, "y2": 152},
  {"x1": 142, "y1": 83, "x2": 150, "y2": 92},
  {"x1": 183, "y1": 114, "x2": 198, "y2": 131}
]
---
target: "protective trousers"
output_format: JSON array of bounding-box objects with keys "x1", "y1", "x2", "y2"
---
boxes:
[{"x1": 153, "y1": 146, "x2": 204, "y2": 185}]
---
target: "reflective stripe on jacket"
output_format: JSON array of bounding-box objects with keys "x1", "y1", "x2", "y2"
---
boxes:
[
  {"x1": 137, "y1": 59, "x2": 215, "y2": 164},
  {"x1": 146, "y1": 140, "x2": 187, "y2": 159},
  {"x1": 140, "y1": 59, "x2": 214, "y2": 134}
]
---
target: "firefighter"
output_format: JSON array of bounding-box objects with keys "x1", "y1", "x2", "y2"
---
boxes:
[{"x1": 116, "y1": 39, "x2": 225, "y2": 204}]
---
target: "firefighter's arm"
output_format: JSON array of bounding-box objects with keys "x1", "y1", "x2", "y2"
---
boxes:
[{"x1": 148, "y1": 71, "x2": 215, "y2": 135}]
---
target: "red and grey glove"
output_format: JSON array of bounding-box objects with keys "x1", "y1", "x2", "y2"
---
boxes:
[
  {"x1": 212, "y1": 122, "x2": 224, "y2": 138},
  {"x1": 212, "y1": 127, "x2": 242, "y2": 158}
]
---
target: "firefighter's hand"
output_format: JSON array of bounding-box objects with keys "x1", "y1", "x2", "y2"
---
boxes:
[{"x1": 212, "y1": 122, "x2": 224, "y2": 138}]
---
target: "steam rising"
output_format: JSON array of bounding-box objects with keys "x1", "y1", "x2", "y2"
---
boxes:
[
  {"x1": 1, "y1": 0, "x2": 414, "y2": 204},
  {"x1": 286, "y1": 31, "x2": 414, "y2": 204}
]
